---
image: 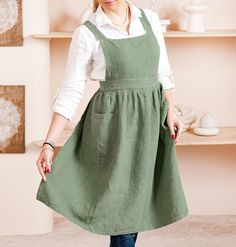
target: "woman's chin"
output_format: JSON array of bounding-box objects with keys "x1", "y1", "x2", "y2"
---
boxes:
[{"x1": 104, "y1": 0, "x2": 117, "y2": 7}]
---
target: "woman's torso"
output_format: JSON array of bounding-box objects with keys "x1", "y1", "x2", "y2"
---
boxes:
[{"x1": 51, "y1": 1, "x2": 174, "y2": 121}]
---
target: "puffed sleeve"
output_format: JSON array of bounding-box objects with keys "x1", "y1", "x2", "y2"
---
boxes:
[
  {"x1": 144, "y1": 9, "x2": 175, "y2": 90},
  {"x1": 52, "y1": 25, "x2": 94, "y2": 121}
]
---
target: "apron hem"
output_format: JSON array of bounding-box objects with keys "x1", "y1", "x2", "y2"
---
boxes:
[{"x1": 36, "y1": 189, "x2": 189, "y2": 236}]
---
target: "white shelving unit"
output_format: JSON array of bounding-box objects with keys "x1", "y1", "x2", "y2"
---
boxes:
[{"x1": 32, "y1": 29, "x2": 236, "y2": 148}]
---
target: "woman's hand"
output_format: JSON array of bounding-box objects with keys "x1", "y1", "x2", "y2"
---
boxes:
[
  {"x1": 166, "y1": 106, "x2": 184, "y2": 144},
  {"x1": 36, "y1": 145, "x2": 54, "y2": 182},
  {"x1": 35, "y1": 112, "x2": 69, "y2": 182}
]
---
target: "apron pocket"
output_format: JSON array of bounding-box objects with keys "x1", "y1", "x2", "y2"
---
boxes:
[{"x1": 92, "y1": 112, "x2": 117, "y2": 157}]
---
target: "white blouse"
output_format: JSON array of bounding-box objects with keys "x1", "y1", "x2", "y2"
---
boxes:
[{"x1": 52, "y1": 0, "x2": 175, "y2": 121}]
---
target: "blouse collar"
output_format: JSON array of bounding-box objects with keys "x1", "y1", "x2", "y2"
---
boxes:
[{"x1": 94, "y1": 0, "x2": 142, "y2": 27}]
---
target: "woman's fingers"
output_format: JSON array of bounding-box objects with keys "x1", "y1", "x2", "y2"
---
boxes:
[
  {"x1": 44, "y1": 158, "x2": 52, "y2": 173},
  {"x1": 166, "y1": 108, "x2": 184, "y2": 144},
  {"x1": 174, "y1": 121, "x2": 183, "y2": 144},
  {"x1": 37, "y1": 159, "x2": 47, "y2": 182},
  {"x1": 36, "y1": 149, "x2": 54, "y2": 182},
  {"x1": 169, "y1": 123, "x2": 176, "y2": 139},
  {"x1": 167, "y1": 109, "x2": 178, "y2": 140}
]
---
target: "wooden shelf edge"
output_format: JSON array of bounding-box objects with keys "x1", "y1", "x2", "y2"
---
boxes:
[
  {"x1": 33, "y1": 126, "x2": 236, "y2": 148},
  {"x1": 33, "y1": 129, "x2": 73, "y2": 148},
  {"x1": 165, "y1": 29, "x2": 236, "y2": 38},
  {"x1": 177, "y1": 126, "x2": 236, "y2": 146},
  {"x1": 31, "y1": 32, "x2": 73, "y2": 39},
  {"x1": 31, "y1": 29, "x2": 236, "y2": 39}
]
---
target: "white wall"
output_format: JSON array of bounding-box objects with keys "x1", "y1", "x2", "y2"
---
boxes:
[{"x1": 0, "y1": 0, "x2": 53, "y2": 235}]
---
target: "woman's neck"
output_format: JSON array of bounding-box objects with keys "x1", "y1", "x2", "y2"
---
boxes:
[{"x1": 102, "y1": 1, "x2": 129, "y2": 21}]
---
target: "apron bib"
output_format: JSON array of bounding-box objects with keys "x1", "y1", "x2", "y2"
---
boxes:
[{"x1": 36, "y1": 8, "x2": 189, "y2": 236}]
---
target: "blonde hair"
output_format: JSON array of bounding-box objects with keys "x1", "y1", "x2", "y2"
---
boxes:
[{"x1": 92, "y1": 0, "x2": 99, "y2": 12}]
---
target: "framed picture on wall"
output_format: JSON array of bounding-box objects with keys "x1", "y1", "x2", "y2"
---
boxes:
[
  {"x1": 0, "y1": 85, "x2": 25, "y2": 153},
  {"x1": 0, "y1": 0, "x2": 23, "y2": 46}
]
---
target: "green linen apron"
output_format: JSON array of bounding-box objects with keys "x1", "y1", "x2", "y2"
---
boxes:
[{"x1": 36, "y1": 8, "x2": 189, "y2": 236}]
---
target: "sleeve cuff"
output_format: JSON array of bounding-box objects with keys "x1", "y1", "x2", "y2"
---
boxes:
[
  {"x1": 51, "y1": 106, "x2": 73, "y2": 121},
  {"x1": 162, "y1": 83, "x2": 175, "y2": 90},
  {"x1": 158, "y1": 69, "x2": 175, "y2": 90}
]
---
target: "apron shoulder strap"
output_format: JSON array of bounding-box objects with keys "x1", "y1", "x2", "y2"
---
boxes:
[
  {"x1": 139, "y1": 8, "x2": 153, "y2": 34},
  {"x1": 82, "y1": 20, "x2": 107, "y2": 41}
]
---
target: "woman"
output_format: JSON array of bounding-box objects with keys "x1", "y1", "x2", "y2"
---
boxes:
[{"x1": 36, "y1": 0, "x2": 189, "y2": 246}]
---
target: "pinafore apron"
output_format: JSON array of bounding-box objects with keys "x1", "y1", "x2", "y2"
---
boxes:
[{"x1": 36, "y1": 8, "x2": 189, "y2": 236}]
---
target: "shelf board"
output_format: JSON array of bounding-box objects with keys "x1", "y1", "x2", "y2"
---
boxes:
[
  {"x1": 178, "y1": 126, "x2": 236, "y2": 146},
  {"x1": 32, "y1": 31, "x2": 73, "y2": 39},
  {"x1": 34, "y1": 129, "x2": 73, "y2": 148},
  {"x1": 33, "y1": 126, "x2": 236, "y2": 148},
  {"x1": 31, "y1": 29, "x2": 236, "y2": 39},
  {"x1": 164, "y1": 29, "x2": 236, "y2": 38}
]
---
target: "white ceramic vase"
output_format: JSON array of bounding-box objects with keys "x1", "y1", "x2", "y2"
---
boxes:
[{"x1": 183, "y1": 0, "x2": 209, "y2": 32}]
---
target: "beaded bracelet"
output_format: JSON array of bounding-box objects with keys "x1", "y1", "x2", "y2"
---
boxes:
[{"x1": 43, "y1": 141, "x2": 55, "y2": 150}]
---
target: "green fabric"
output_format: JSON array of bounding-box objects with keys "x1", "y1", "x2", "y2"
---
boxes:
[{"x1": 36, "y1": 8, "x2": 189, "y2": 236}]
